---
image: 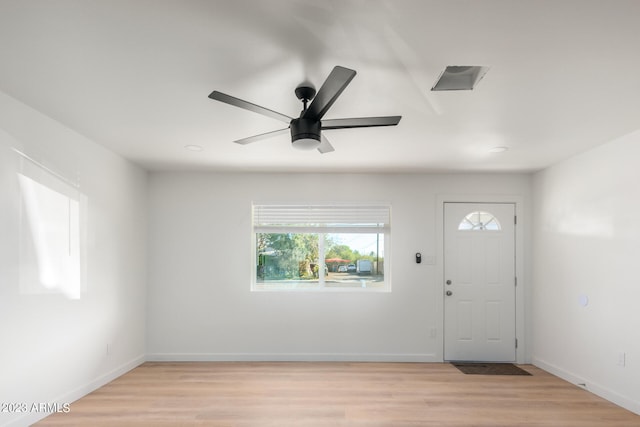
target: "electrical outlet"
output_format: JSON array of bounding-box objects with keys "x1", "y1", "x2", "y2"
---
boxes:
[{"x1": 617, "y1": 352, "x2": 626, "y2": 367}]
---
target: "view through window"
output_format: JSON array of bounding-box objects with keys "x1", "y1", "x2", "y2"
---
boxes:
[{"x1": 253, "y1": 204, "x2": 390, "y2": 291}]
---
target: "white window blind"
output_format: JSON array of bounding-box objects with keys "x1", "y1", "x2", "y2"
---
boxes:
[{"x1": 253, "y1": 204, "x2": 390, "y2": 234}]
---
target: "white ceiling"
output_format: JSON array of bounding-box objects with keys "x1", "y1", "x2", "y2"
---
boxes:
[{"x1": 1, "y1": 0, "x2": 639, "y2": 173}]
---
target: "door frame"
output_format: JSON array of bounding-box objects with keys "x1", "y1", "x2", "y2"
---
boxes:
[{"x1": 436, "y1": 195, "x2": 525, "y2": 364}]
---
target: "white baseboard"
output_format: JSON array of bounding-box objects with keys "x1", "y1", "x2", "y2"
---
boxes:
[
  {"x1": 146, "y1": 352, "x2": 439, "y2": 363},
  {"x1": 533, "y1": 357, "x2": 640, "y2": 416},
  {"x1": 6, "y1": 354, "x2": 145, "y2": 427}
]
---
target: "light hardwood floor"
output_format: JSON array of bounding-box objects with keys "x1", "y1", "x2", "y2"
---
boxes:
[{"x1": 36, "y1": 362, "x2": 639, "y2": 426}]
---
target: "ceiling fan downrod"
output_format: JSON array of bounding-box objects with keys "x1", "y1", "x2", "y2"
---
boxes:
[{"x1": 294, "y1": 83, "x2": 316, "y2": 114}]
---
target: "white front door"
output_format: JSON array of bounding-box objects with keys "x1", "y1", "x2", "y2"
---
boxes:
[{"x1": 444, "y1": 203, "x2": 516, "y2": 362}]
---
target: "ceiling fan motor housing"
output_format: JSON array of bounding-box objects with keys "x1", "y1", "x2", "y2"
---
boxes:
[{"x1": 290, "y1": 117, "x2": 321, "y2": 149}]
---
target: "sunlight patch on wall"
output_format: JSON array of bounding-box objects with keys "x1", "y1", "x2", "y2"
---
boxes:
[{"x1": 542, "y1": 197, "x2": 614, "y2": 239}]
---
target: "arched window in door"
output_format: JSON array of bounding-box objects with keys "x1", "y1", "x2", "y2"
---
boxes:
[{"x1": 458, "y1": 211, "x2": 501, "y2": 231}]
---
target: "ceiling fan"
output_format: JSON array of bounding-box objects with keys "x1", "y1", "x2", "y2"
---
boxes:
[{"x1": 208, "y1": 66, "x2": 401, "y2": 154}]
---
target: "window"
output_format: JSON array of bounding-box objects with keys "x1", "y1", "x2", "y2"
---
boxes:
[
  {"x1": 15, "y1": 148, "x2": 86, "y2": 299},
  {"x1": 252, "y1": 204, "x2": 390, "y2": 291},
  {"x1": 458, "y1": 211, "x2": 501, "y2": 231}
]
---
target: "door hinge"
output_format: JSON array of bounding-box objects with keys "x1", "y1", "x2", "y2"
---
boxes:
[
  {"x1": 515, "y1": 338, "x2": 518, "y2": 349},
  {"x1": 514, "y1": 215, "x2": 517, "y2": 225},
  {"x1": 515, "y1": 277, "x2": 518, "y2": 287}
]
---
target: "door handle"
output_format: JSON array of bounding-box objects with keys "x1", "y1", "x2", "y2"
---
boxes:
[
  {"x1": 446, "y1": 280, "x2": 452, "y2": 285},
  {"x1": 446, "y1": 290, "x2": 453, "y2": 296}
]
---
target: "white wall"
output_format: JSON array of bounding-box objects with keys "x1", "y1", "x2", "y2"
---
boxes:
[
  {"x1": 0, "y1": 92, "x2": 147, "y2": 426},
  {"x1": 532, "y1": 130, "x2": 640, "y2": 414},
  {"x1": 147, "y1": 172, "x2": 531, "y2": 362}
]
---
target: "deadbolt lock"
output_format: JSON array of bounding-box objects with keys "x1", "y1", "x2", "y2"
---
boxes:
[{"x1": 446, "y1": 290, "x2": 453, "y2": 296}]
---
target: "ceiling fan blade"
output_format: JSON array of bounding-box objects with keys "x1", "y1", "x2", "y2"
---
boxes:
[
  {"x1": 234, "y1": 128, "x2": 289, "y2": 145},
  {"x1": 209, "y1": 91, "x2": 293, "y2": 124},
  {"x1": 317, "y1": 135, "x2": 335, "y2": 154},
  {"x1": 302, "y1": 66, "x2": 356, "y2": 121},
  {"x1": 321, "y1": 116, "x2": 402, "y2": 130}
]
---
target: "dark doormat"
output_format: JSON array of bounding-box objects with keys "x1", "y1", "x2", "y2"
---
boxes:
[{"x1": 452, "y1": 362, "x2": 532, "y2": 376}]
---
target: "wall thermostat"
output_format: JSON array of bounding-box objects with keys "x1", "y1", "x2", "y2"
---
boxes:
[{"x1": 416, "y1": 252, "x2": 422, "y2": 263}]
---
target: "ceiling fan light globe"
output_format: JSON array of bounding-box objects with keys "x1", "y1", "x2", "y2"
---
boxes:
[{"x1": 292, "y1": 137, "x2": 321, "y2": 150}]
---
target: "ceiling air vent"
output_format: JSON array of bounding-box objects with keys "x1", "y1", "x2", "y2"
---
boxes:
[{"x1": 431, "y1": 65, "x2": 489, "y2": 91}]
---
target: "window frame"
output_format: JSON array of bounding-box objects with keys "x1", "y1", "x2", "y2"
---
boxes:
[{"x1": 251, "y1": 202, "x2": 391, "y2": 292}]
